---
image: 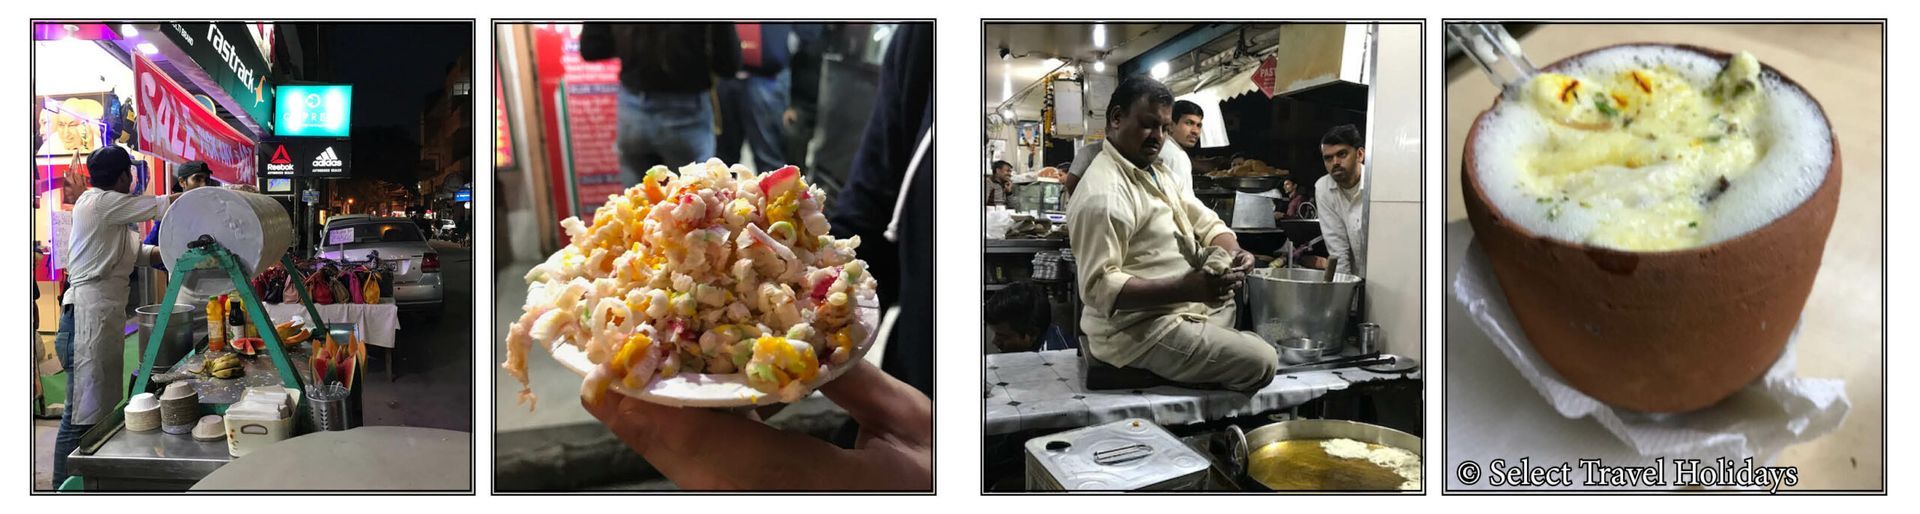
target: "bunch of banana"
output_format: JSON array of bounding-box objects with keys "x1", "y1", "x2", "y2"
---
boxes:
[{"x1": 198, "y1": 353, "x2": 244, "y2": 380}]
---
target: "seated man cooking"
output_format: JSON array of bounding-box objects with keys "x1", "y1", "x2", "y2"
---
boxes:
[{"x1": 1067, "y1": 76, "x2": 1278, "y2": 392}]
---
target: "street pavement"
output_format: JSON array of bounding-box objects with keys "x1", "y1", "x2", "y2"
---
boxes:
[{"x1": 360, "y1": 243, "x2": 474, "y2": 431}]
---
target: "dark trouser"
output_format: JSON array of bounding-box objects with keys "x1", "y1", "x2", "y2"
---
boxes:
[
  {"x1": 52, "y1": 305, "x2": 87, "y2": 488},
  {"x1": 615, "y1": 89, "x2": 717, "y2": 187},
  {"x1": 715, "y1": 73, "x2": 788, "y2": 172},
  {"x1": 783, "y1": 103, "x2": 818, "y2": 173}
]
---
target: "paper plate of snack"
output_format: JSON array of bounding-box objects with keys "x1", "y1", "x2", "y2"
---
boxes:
[{"x1": 503, "y1": 159, "x2": 882, "y2": 409}]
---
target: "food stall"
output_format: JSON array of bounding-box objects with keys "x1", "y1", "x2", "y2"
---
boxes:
[
  {"x1": 34, "y1": 23, "x2": 444, "y2": 491},
  {"x1": 982, "y1": 22, "x2": 1424, "y2": 491}
]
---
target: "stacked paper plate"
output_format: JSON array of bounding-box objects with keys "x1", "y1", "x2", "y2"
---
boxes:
[{"x1": 125, "y1": 393, "x2": 161, "y2": 432}]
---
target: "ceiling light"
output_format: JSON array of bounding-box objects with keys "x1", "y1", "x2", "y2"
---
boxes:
[
  {"x1": 120, "y1": 24, "x2": 137, "y2": 38},
  {"x1": 137, "y1": 43, "x2": 159, "y2": 55},
  {"x1": 1093, "y1": 60, "x2": 1106, "y2": 73},
  {"x1": 1093, "y1": 23, "x2": 1106, "y2": 49},
  {"x1": 1150, "y1": 61, "x2": 1170, "y2": 79}
]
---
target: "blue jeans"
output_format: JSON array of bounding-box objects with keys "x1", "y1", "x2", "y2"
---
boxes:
[
  {"x1": 52, "y1": 306, "x2": 86, "y2": 488},
  {"x1": 616, "y1": 89, "x2": 717, "y2": 187},
  {"x1": 716, "y1": 73, "x2": 789, "y2": 172}
]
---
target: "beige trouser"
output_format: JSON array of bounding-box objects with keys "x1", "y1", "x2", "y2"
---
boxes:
[{"x1": 1128, "y1": 300, "x2": 1279, "y2": 392}]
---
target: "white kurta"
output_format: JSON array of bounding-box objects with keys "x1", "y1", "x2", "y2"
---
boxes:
[
  {"x1": 1067, "y1": 141, "x2": 1233, "y2": 367},
  {"x1": 64, "y1": 188, "x2": 168, "y2": 425},
  {"x1": 1313, "y1": 174, "x2": 1368, "y2": 277}
]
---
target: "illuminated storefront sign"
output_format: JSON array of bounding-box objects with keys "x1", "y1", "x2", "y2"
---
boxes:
[{"x1": 274, "y1": 84, "x2": 352, "y2": 137}]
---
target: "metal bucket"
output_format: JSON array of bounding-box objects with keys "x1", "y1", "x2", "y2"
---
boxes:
[
  {"x1": 135, "y1": 304, "x2": 196, "y2": 383},
  {"x1": 1245, "y1": 268, "x2": 1360, "y2": 353}
]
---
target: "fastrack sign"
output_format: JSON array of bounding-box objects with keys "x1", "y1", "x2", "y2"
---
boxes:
[{"x1": 134, "y1": 54, "x2": 256, "y2": 184}]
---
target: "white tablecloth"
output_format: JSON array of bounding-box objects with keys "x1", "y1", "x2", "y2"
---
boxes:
[
  {"x1": 984, "y1": 349, "x2": 1415, "y2": 436},
  {"x1": 263, "y1": 301, "x2": 401, "y2": 349}
]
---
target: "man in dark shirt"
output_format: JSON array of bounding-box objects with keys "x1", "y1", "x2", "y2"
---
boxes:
[
  {"x1": 716, "y1": 23, "x2": 792, "y2": 172},
  {"x1": 579, "y1": 23, "x2": 740, "y2": 186}
]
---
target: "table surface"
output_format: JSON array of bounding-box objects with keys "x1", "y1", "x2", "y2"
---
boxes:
[
  {"x1": 1443, "y1": 24, "x2": 1883, "y2": 490},
  {"x1": 191, "y1": 426, "x2": 471, "y2": 491},
  {"x1": 985, "y1": 349, "x2": 1416, "y2": 436},
  {"x1": 66, "y1": 348, "x2": 317, "y2": 483},
  {"x1": 263, "y1": 301, "x2": 401, "y2": 348}
]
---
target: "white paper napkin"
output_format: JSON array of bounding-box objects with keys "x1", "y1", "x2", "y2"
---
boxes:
[{"x1": 1452, "y1": 242, "x2": 1849, "y2": 463}]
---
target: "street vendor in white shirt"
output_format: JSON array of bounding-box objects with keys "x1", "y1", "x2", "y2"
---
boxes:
[
  {"x1": 53, "y1": 145, "x2": 180, "y2": 486},
  {"x1": 1305, "y1": 124, "x2": 1367, "y2": 276},
  {"x1": 1066, "y1": 77, "x2": 1278, "y2": 392}
]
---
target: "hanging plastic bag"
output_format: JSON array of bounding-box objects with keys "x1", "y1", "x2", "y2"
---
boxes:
[
  {"x1": 362, "y1": 270, "x2": 382, "y2": 304},
  {"x1": 306, "y1": 270, "x2": 334, "y2": 304},
  {"x1": 282, "y1": 269, "x2": 302, "y2": 304}
]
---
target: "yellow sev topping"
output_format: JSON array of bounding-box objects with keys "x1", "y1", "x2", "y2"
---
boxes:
[
  {"x1": 610, "y1": 333, "x2": 653, "y2": 390},
  {"x1": 745, "y1": 335, "x2": 819, "y2": 392}
]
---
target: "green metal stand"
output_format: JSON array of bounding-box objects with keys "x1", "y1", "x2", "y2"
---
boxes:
[{"x1": 127, "y1": 239, "x2": 326, "y2": 399}]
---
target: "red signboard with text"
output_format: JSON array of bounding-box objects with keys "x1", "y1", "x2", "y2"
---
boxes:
[
  {"x1": 1254, "y1": 55, "x2": 1278, "y2": 98},
  {"x1": 532, "y1": 24, "x2": 624, "y2": 224},
  {"x1": 134, "y1": 54, "x2": 256, "y2": 184}
]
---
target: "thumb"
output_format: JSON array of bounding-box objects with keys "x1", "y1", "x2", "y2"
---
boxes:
[{"x1": 818, "y1": 360, "x2": 931, "y2": 447}]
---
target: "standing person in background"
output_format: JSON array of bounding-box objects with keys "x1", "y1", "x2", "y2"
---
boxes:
[
  {"x1": 783, "y1": 24, "x2": 826, "y2": 173},
  {"x1": 54, "y1": 146, "x2": 180, "y2": 487},
  {"x1": 1309, "y1": 124, "x2": 1368, "y2": 276},
  {"x1": 580, "y1": 23, "x2": 739, "y2": 186},
  {"x1": 140, "y1": 161, "x2": 216, "y2": 268},
  {"x1": 717, "y1": 23, "x2": 791, "y2": 172},
  {"x1": 1280, "y1": 177, "x2": 1311, "y2": 220}
]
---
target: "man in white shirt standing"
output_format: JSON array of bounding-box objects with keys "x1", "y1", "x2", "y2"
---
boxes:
[
  {"x1": 1063, "y1": 100, "x2": 1201, "y2": 198},
  {"x1": 53, "y1": 145, "x2": 177, "y2": 487},
  {"x1": 1067, "y1": 77, "x2": 1276, "y2": 392},
  {"x1": 1310, "y1": 124, "x2": 1367, "y2": 276}
]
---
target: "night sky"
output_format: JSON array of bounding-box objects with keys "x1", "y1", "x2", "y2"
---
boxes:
[{"x1": 324, "y1": 22, "x2": 471, "y2": 142}]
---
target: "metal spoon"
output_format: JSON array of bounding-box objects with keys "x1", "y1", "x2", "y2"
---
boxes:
[{"x1": 1447, "y1": 23, "x2": 1538, "y2": 91}]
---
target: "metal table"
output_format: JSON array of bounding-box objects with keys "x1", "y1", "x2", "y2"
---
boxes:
[
  {"x1": 65, "y1": 347, "x2": 317, "y2": 490},
  {"x1": 984, "y1": 349, "x2": 1419, "y2": 436},
  {"x1": 190, "y1": 426, "x2": 470, "y2": 491}
]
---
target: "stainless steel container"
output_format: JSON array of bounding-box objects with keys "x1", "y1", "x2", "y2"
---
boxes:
[
  {"x1": 1025, "y1": 418, "x2": 1209, "y2": 491},
  {"x1": 1357, "y1": 323, "x2": 1381, "y2": 354},
  {"x1": 305, "y1": 384, "x2": 351, "y2": 432},
  {"x1": 135, "y1": 304, "x2": 196, "y2": 384},
  {"x1": 1246, "y1": 268, "x2": 1361, "y2": 353}
]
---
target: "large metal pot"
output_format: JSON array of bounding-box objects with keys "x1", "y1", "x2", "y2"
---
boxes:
[
  {"x1": 135, "y1": 304, "x2": 197, "y2": 385},
  {"x1": 1244, "y1": 267, "x2": 1360, "y2": 352},
  {"x1": 1229, "y1": 419, "x2": 1421, "y2": 491}
]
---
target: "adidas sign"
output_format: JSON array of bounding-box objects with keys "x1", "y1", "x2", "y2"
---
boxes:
[{"x1": 312, "y1": 147, "x2": 343, "y2": 168}]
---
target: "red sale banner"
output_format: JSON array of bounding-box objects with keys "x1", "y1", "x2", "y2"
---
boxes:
[{"x1": 133, "y1": 54, "x2": 257, "y2": 185}]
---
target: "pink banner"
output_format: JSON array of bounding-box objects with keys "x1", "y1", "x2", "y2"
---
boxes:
[{"x1": 134, "y1": 54, "x2": 256, "y2": 184}]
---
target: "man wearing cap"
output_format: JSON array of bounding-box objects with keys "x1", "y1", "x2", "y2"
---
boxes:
[
  {"x1": 141, "y1": 160, "x2": 218, "y2": 266},
  {"x1": 53, "y1": 145, "x2": 184, "y2": 487}
]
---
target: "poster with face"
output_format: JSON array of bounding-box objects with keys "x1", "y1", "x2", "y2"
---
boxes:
[{"x1": 35, "y1": 93, "x2": 110, "y2": 156}]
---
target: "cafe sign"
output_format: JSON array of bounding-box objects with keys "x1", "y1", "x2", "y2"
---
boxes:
[
  {"x1": 159, "y1": 22, "x2": 275, "y2": 130},
  {"x1": 274, "y1": 85, "x2": 353, "y2": 137},
  {"x1": 134, "y1": 54, "x2": 256, "y2": 184}
]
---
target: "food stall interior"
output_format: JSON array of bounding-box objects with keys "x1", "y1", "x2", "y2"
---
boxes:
[{"x1": 983, "y1": 22, "x2": 1419, "y2": 491}]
